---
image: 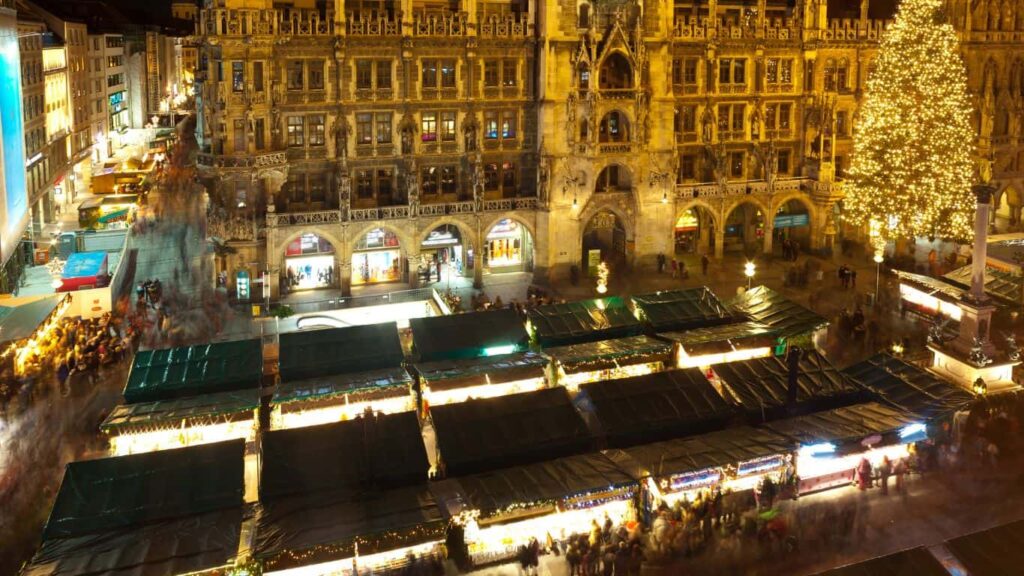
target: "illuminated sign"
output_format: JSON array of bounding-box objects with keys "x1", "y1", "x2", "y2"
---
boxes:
[
  {"x1": 0, "y1": 10, "x2": 29, "y2": 263},
  {"x1": 668, "y1": 468, "x2": 721, "y2": 492},
  {"x1": 483, "y1": 344, "x2": 517, "y2": 356},
  {"x1": 773, "y1": 213, "x2": 809, "y2": 229},
  {"x1": 236, "y1": 271, "x2": 250, "y2": 300},
  {"x1": 736, "y1": 454, "x2": 785, "y2": 477},
  {"x1": 423, "y1": 230, "x2": 459, "y2": 246}
]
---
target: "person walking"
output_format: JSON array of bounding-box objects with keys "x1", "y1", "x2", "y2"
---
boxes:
[
  {"x1": 894, "y1": 457, "x2": 907, "y2": 495},
  {"x1": 879, "y1": 455, "x2": 892, "y2": 495},
  {"x1": 657, "y1": 252, "x2": 666, "y2": 274},
  {"x1": 701, "y1": 253, "x2": 710, "y2": 276},
  {"x1": 566, "y1": 545, "x2": 580, "y2": 576},
  {"x1": 671, "y1": 258, "x2": 678, "y2": 278},
  {"x1": 856, "y1": 457, "x2": 873, "y2": 491}
]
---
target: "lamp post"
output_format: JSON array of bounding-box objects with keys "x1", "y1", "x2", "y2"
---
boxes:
[
  {"x1": 744, "y1": 261, "x2": 756, "y2": 290},
  {"x1": 873, "y1": 251, "x2": 884, "y2": 299}
]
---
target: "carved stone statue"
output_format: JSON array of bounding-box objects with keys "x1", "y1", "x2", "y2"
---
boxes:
[
  {"x1": 635, "y1": 90, "x2": 649, "y2": 143},
  {"x1": 246, "y1": 108, "x2": 255, "y2": 133},
  {"x1": 472, "y1": 161, "x2": 485, "y2": 212},
  {"x1": 979, "y1": 154, "x2": 994, "y2": 184},
  {"x1": 990, "y1": 1, "x2": 1001, "y2": 30},
  {"x1": 700, "y1": 104, "x2": 715, "y2": 143},
  {"x1": 538, "y1": 156, "x2": 550, "y2": 205},
  {"x1": 332, "y1": 115, "x2": 351, "y2": 160},
  {"x1": 567, "y1": 93, "x2": 578, "y2": 124}
]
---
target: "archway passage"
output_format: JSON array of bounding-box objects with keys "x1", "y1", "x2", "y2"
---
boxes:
[
  {"x1": 583, "y1": 210, "x2": 627, "y2": 276},
  {"x1": 724, "y1": 202, "x2": 765, "y2": 255},
  {"x1": 599, "y1": 111, "x2": 630, "y2": 143},
  {"x1": 997, "y1": 186, "x2": 1021, "y2": 231},
  {"x1": 284, "y1": 233, "x2": 337, "y2": 291},
  {"x1": 419, "y1": 224, "x2": 471, "y2": 286},
  {"x1": 674, "y1": 206, "x2": 716, "y2": 257},
  {"x1": 352, "y1": 227, "x2": 403, "y2": 286},
  {"x1": 599, "y1": 53, "x2": 633, "y2": 90},
  {"x1": 485, "y1": 218, "x2": 534, "y2": 274},
  {"x1": 773, "y1": 199, "x2": 812, "y2": 255},
  {"x1": 595, "y1": 164, "x2": 632, "y2": 192}
]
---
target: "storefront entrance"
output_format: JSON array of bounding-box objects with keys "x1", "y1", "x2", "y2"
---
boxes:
[
  {"x1": 582, "y1": 210, "x2": 626, "y2": 276},
  {"x1": 352, "y1": 228, "x2": 403, "y2": 286},
  {"x1": 773, "y1": 199, "x2": 811, "y2": 253},
  {"x1": 285, "y1": 233, "x2": 336, "y2": 291},
  {"x1": 420, "y1": 225, "x2": 469, "y2": 285},
  {"x1": 485, "y1": 218, "x2": 533, "y2": 274},
  {"x1": 724, "y1": 202, "x2": 765, "y2": 255}
]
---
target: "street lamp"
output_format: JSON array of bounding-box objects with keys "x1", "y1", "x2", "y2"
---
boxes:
[
  {"x1": 596, "y1": 262, "x2": 609, "y2": 294},
  {"x1": 873, "y1": 251, "x2": 884, "y2": 298},
  {"x1": 744, "y1": 261, "x2": 756, "y2": 290}
]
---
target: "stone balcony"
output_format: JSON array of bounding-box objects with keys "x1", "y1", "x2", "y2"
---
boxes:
[
  {"x1": 197, "y1": 150, "x2": 287, "y2": 170},
  {"x1": 266, "y1": 197, "x2": 539, "y2": 228}
]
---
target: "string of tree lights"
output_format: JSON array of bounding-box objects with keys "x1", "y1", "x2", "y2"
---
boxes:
[{"x1": 843, "y1": 0, "x2": 976, "y2": 248}]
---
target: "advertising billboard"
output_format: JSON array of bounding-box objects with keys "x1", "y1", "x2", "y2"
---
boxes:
[{"x1": 0, "y1": 8, "x2": 28, "y2": 268}]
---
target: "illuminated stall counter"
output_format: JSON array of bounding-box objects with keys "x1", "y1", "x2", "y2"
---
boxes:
[
  {"x1": 631, "y1": 288, "x2": 738, "y2": 333},
  {"x1": 712, "y1": 350, "x2": 869, "y2": 422},
  {"x1": 410, "y1": 308, "x2": 530, "y2": 362},
  {"x1": 763, "y1": 402, "x2": 926, "y2": 494},
  {"x1": 894, "y1": 270, "x2": 968, "y2": 322},
  {"x1": 433, "y1": 452, "x2": 638, "y2": 568},
  {"x1": 659, "y1": 320, "x2": 777, "y2": 368},
  {"x1": 415, "y1": 352, "x2": 547, "y2": 408},
  {"x1": 256, "y1": 413, "x2": 444, "y2": 576},
  {"x1": 101, "y1": 389, "x2": 259, "y2": 455},
  {"x1": 843, "y1": 353, "x2": 974, "y2": 421},
  {"x1": 526, "y1": 296, "x2": 642, "y2": 347},
  {"x1": 545, "y1": 335, "x2": 674, "y2": 392},
  {"x1": 274, "y1": 322, "x2": 413, "y2": 430},
  {"x1": 728, "y1": 286, "x2": 830, "y2": 351},
  {"x1": 23, "y1": 440, "x2": 245, "y2": 576},
  {"x1": 609, "y1": 427, "x2": 792, "y2": 506},
  {"x1": 430, "y1": 387, "x2": 593, "y2": 476},
  {"x1": 579, "y1": 369, "x2": 736, "y2": 448}
]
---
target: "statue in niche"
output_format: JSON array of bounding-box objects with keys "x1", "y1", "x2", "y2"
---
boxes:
[
  {"x1": 331, "y1": 115, "x2": 351, "y2": 160},
  {"x1": 990, "y1": 0, "x2": 1001, "y2": 30}
]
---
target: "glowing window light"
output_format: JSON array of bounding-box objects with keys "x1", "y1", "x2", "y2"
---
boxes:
[
  {"x1": 557, "y1": 362, "x2": 663, "y2": 392},
  {"x1": 798, "y1": 442, "x2": 836, "y2": 458},
  {"x1": 423, "y1": 377, "x2": 546, "y2": 407},
  {"x1": 676, "y1": 346, "x2": 773, "y2": 369},
  {"x1": 797, "y1": 443, "x2": 911, "y2": 481},
  {"x1": 898, "y1": 283, "x2": 963, "y2": 321},
  {"x1": 273, "y1": 395, "x2": 415, "y2": 431},
  {"x1": 484, "y1": 345, "x2": 517, "y2": 357},
  {"x1": 264, "y1": 541, "x2": 443, "y2": 576},
  {"x1": 107, "y1": 416, "x2": 257, "y2": 456},
  {"x1": 899, "y1": 422, "x2": 927, "y2": 441}
]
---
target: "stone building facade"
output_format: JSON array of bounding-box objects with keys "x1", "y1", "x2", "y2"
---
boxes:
[{"x1": 195, "y1": 0, "x2": 1024, "y2": 298}]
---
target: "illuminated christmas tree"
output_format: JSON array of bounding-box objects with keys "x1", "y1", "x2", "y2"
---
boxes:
[{"x1": 843, "y1": 0, "x2": 976, "y2": 248}]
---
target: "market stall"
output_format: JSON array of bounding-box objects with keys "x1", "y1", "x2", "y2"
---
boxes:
[
  {"x1": 631, "y1": 288, "x2": 737, "y2": 332},
  {"x1": 545, "y1": 335, "x2": 674, "y2": 391},
  {"x1": 100, "y1": 389, "x2": 259, "y2": 456},
  {"x1": 578, "y1": 369, "x2": 736, "y2": 447},
  {"x1": 410, "y1": 308, "x2": 529, "y2": 362},
  {"x1": 123, "y1": 339, "x2": 263, "y2": 404},
  {"x1": 658, "y1": 320, "x2": 777, "y2": 368},
  {"x1": 711, "y1": 350, "x2": 868, "y2": 422},
  {"x1": 728, "y1": 286, "x2": 829, "y2": 350},
  {"x1": 944, "y1": 518, "x2": 1024, "y2": 576},
  {"x1": 763, "y1": 402, "x2": 926, "y2": 494},
  {"x1": 812, "y1": 546, "x2": 950, "y2": 576},
  {"x1": 432, "y1": 451, "x2": 638, "y2": 567},
  {"x1": 273, "y1": 323, "x2": 413, "y2": 429},
  {"x1": 415, "y1": 352, "x2": 547, "y2": 408},
  {"x1": 23, "y1": 440, "x2": 245, "y2": 576},
  {"x1": 526, "y1": 296, "x2": 642, "y2": 347},
  {"x1": 894, "y1": 270, "x2": 968, "y2": 321},
  {"x1": 57, "y1": 251, "x2": 109, "y2": 292},
  {"x1": 76, "y1": 194, "x2": 138, "y2": 229},
  {"x1": 0, "y1": 294, "x2": 70, "y2": 377},
  {"x1": 844, "y1": 353, "x2": 974, "y2": 421},
  {"x1": 608, "y1": 426, "x2": 792, "y2": 507},
  {"x1": 430, "y1": 387, "x2": 592, "y2": 476},
  {"x1": 256, "y1": 412, "x2": 444, "y2": 576}
]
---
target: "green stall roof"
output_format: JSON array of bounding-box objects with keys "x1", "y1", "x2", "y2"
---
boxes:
[
  {"x1": 843, "y1": 353, "x2": 974, "y2": 421},
  {"x1": 273, "y1": 366, "x2": 412, "y2": 407},
  {"x1": 526, "y1": 296, "x2": 642, "y2": 346},
  {"x1": 945, "y1": 264, "x2": 1023, "y2": 305},
  {"x1": 659, "y1": 320, "x2": 777, "y2": 356},
  {"x1": 812, "y1": 546, "x2": 949, "y2": 576},
  {"x1": 945, "y1": 518, "x2": 1024, "y2": 576},
  {"x1": 762, "y1": 402, "x2": 920, "y2": 446},
  {"x1": 124, "y1": 339, "x2": 263, "y2": 404},
  {"x1": 410, "y1": 308, "x2": 529, "y2": 362},
  {"x1": 580, "y1": 369, "x2": 736, "y2": 447},
  {"x1": 430, "y1": 387, "x2": 592, "y2": 476},
  {"x1": 415, "y1": 352, "x2": 547, "y2": 392},
  {"x1": 42, "y1": 439, "x2": 244, "y2": 540},
  {"x1": 545, "y1": 335, "x2": 673, "y2": 374},
  {"x1": 278, "y1": 322, "x2": 404, "y2": 382},
  {"x1": 631, "y1": 288, "x2": 737, "y2": 331},
  {"x1": 101, "y1": 389, "x2": 259, "y2": 433},
  {"x1": 729, "y1": 286, "x2": 829, "y2": 338}
]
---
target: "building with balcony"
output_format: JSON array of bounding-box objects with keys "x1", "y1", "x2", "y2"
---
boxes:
[{"x1": 195, "y1": 0, "x2": 1024, "y2": 299}]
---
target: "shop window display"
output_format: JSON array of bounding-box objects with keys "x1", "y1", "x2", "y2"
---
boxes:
[
  {"x1": 285, "y1": 233, "x2": 335, "y2": 290},
  {"x1": 485, "y1": 219, "x2": 531, "y2": 272},
  {"x1": 352, "y1": 228, "x2": 402, "y2": 285}
]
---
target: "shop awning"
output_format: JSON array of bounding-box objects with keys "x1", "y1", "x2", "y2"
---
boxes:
[
  {"x1": 713, "y1": 351, "x2": 867, "y2": 420},
  {"x1": 123, "y1": 339, "x2": 263, "y2": 404},
  {"x1": 526, "y1": 297, "x2": 642, "y2": 346},
  {"x1": 729, "y1": 286, "x2": 829, "y2": 338},
  {"x1": 415, "y1": 352, "x2": 547, "y2": 392},
  {"x1": 606, "y1": 426, "x2": 792, "y2": 480},
  {"x1": 762, "y1": 402, "x2": 920, "y2": 446},
  {"x1": 944, "y1": 518, "x2": 1024, "y2": 576},
  {"x1": 631, "y1": 288, "x2": 737, "y2": 331},
  {"x1": 545, "y1": 335, "x2": 673, "y2": 374},
  {"x1": 410, "y1": 308, "x2": 529, "y2": 362},
  {"x1": 100, "y1": 389, "x2": 260, "y2": 433},
  {"x1": 579, "y1": 369, "x2": 737, "y2": 447},
  {"x1": 811, "y1": 546, "x2": 948, "y2": 576},
  {"x1": 432, "y1": 451, "x2": 637, "y2": 520},
  {"x1": 260, "y1": 412, "x2": 430, "y2": 499},
  {"x1": 430, "y1": 387, "x2": 592, "y2": 476},
  {"x1": 278, "y1": 322, "x2": 404, "y2": 382},
  {"x1": 41, "y1": 439, "x2": 244, "y2": 540},
  {"x1": 945, "y1": 264, "x2": 1023, "y2": 305},
  {"x1": 0, "y1": 296, "x2": 61, "y2": 345},
  {"x1": 843, "y1": 353, "x2": 974, "y2": 421},
  {"x1": 273, "y1": 366, "x2": 412, "y2": 407}
]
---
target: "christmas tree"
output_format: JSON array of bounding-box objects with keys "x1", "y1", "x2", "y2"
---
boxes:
[{"x1": 843, "y1": 0, "x2": 976, "y2": 247}]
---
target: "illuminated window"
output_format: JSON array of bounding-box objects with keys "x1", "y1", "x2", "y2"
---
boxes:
[
  {"x1": 287, "y1": 116, "x2": 304, "y2": 146},
  {"x1": 308, "y1": 115, "x2": 325, "y2": 146},
  {"x1": 421, "y1": 112, "x2": 437, "y2": 141},
  {"x1": 232, "y1": 61, "x2": 244, "y2": 92}
]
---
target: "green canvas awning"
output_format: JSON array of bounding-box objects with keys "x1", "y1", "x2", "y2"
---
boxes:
[
  {"x1": 844, "y1": 353, "x2": 974, "y2": 421},
  {"x1": 944, "y1": 264, "x2": 1023, "y2": 305},
  {"x1": 631, "y1": 288, "x2": 736, "y2": 331},
  {"x1": 415, "y1": 352, "x2": 547, "y2": 392},
  {"x1": 100, "y1": 389, "x2": 260, "y2": 433},
  {"x1": 124, "y1": 339, "x2": 263, "y2": 404},
  {"x1": 410, "y1": 308, "x2": 529, "y2": 362},
  {"x1": 811, "y1": 546, "x2": 948, "y2": 576},
  {"x1": 278, "y1": 322, "x2": 404, "y2": 382},
  {"x1": 945, "y1": 519, "x2": 1024, "y2": 576},
  {"x1": 526, "y1": 296, "x2": 642, "y2": 346},
  {"x1": 659, "y1": 320, "x2": 778, "y2": 356},
  {"x1": 273, "y1": 366, "x2": 412, "y2": 407},
  {"x1": 729, "y1": 286, "x2": 829, "y2": 339},
  {"x1": 545, "y1": 335, "x2": 673, "y2": 374},
  {"x1": 762, "y1": 402, "x2": 920, "y2": 446},
  {"x1": 0, "y1": 296, "x2": 61, "y2": 345}
]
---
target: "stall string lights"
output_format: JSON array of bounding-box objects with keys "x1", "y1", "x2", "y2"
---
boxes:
[
  {"x1": 842, "y1": 0, "x2": 975, "y2": 245},
  {"x1": 10, "y1": 294, "x2": 72, "y2": 376},
  {"x1": 264, "y1": 524, "x2": 446, "y2": 572}
]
